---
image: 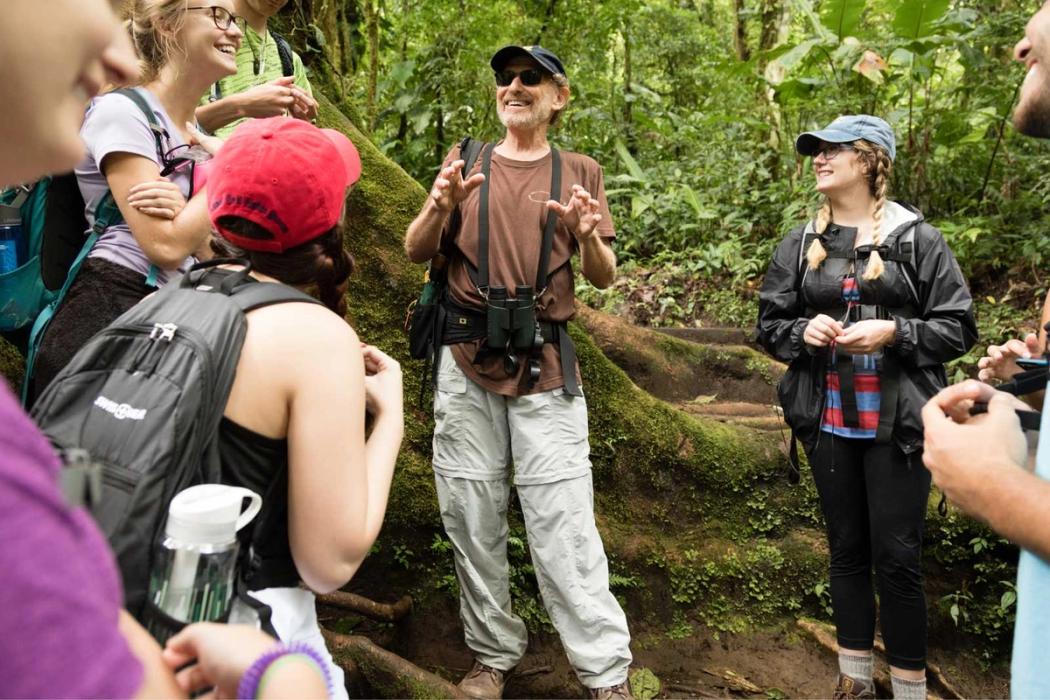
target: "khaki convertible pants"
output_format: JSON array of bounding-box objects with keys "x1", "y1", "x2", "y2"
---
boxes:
[{"x1": 432, "y1": 348, "x2": 632, "y2": 688}]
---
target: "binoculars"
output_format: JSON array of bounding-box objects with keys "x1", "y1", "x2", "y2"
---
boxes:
[{"x1": 486, "y1": 285, "x2": 545, "y2": 380}]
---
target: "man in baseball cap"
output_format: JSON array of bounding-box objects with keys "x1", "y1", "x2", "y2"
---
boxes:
[{"x1": 404, "y1": 44, "x2": 632, "y2": 700}]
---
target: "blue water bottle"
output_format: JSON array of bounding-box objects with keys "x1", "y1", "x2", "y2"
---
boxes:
[{"x1": 0, "y1": 205, "x2": 22, "y2": 274}]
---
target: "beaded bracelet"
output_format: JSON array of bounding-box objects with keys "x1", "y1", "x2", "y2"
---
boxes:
[{"x1": 237, "y1": 641, "x2": 333, "y2": 699}]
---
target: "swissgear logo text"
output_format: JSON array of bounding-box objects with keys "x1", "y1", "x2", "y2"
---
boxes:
[{"x1": 93, "y1": 396, "x2": 148, "y2": 421}]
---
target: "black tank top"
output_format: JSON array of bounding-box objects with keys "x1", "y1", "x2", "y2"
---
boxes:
[{"x1": 218, "y1": 416, "x2": 300, "y2": 589}]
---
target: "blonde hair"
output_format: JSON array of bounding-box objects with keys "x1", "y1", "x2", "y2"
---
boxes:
[
  {"x1": 124, "y1": 0, "x2": 189, "y2": 84},
  {"x1": 805, "y1": 139, "x2": 893, "y2": 280}
]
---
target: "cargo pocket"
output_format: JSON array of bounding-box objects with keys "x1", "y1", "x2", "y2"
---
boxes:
[
  {"x1": 434, "y1": 369, "x2": 468, "y2": 443},
  {"x1": 551, "y1": 387, "x2": 589, "y2": 448}
]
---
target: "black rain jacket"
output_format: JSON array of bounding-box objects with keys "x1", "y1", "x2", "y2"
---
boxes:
[{"x1": 755, "y1": 201, "x2": 978, "y2": 455}]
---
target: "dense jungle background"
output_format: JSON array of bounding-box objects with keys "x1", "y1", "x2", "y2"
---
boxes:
[{"x1": 2, "y1": 0, "x2": 1044, "y2": 696}]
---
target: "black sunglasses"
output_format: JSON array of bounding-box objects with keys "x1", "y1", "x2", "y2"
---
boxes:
[
  {"x1": 186, "y1": 6, "x2": 241, "y2": 31},
  {"x1": 494, "y1": 68, "x2": 547, "y2": 87}
]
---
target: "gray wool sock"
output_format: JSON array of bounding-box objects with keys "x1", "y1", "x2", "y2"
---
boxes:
[
  {"x1": 838, "y1": 653, "x2": 874, "y2": 682},
  {"x1": 891, "y1": 675, "x2": 926, "y2": 700}
]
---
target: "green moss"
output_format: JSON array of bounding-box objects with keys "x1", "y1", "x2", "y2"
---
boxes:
[{"x1": 0, "y1": 337, "x2": 23, "y2": 394}]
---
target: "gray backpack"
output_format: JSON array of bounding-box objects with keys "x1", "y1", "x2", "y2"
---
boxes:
[{"x1": 31, "y1": 259, "x2": 321, "y2": 624}]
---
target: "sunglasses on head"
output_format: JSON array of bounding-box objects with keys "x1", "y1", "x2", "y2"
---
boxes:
[{"x1": 494, "y1": 68, "x2": 547, "y2": 87}]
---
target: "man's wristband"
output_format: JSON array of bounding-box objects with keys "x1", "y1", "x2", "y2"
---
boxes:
[{"x1": 237, "y1": 641, "x2": 333, "y2": 699}]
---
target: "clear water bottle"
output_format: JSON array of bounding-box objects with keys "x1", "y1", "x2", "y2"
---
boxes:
[
  {"x1": 147, "y1": 485, "x2": 261, "y2": 642},
  {"x1": 0, "y1": 204, "x2": 22, "y2": 274}
]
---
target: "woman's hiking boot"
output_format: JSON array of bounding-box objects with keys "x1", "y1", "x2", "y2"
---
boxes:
[
  {"x1": 458, "y1": 660, "x2": 510, "y2": 699},
  {"x1": 833, "y1": 673, "x2": 876, "y2": 699},
  {"x1": 587, "y1": 680, "x2": 635, "y2": 700}
]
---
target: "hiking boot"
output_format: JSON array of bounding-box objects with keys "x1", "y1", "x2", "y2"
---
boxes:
[
  {"x1": 458, "y1": 660, "x2": 510, "y2": 699},
  {"x1": 587, "y1": 680, "x2": 634, "y2": 700},
  {"x1": 833, "y1": 673, "x2": 875, "y2": 700}
]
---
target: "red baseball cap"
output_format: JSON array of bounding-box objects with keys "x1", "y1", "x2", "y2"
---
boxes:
[{"x1": 207, "y1": 117, "x2": 362, "y2": 253}]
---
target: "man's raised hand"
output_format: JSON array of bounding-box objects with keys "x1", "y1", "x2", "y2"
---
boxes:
[
  {"x1": 430, "y1": 159, "x2": 485, "y2": 213},
  {"x1": 547, "y1": 184, "x2": 602, "y2": 241}
]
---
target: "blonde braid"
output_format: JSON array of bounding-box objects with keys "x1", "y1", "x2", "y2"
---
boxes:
[
  {"x1": 806, "y1": 199, "x2": 832, "y2": 270},
  {"x1": 861, "y1": 149, "x2": 892, "y2": 281}
]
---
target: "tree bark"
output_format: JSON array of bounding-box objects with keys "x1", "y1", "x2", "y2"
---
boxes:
[
  {"x1": 622, "y1": 21, "x2": 635, "y2": 154},
  {"x1": 363, "y1": 0, "x2": 380, "y2": 131},
  {"x1": 733, "y1": 0, "x2": 751, "y2": 61}
]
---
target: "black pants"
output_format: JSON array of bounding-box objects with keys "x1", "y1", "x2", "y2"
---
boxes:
[
  {"x1": 31, "y1": 257, "x2": 151, "y2": 404},
  {"x1": 807, "y1": 433, "x2": 931, "y2": 671}
]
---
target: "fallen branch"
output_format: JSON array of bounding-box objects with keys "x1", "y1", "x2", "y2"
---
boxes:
[
  {"x1": 665, "y1": 682, "x2": 721, "y2": 698},
  {"x1": 322, "y1": 630, "x2": 467, "y2": 699},
  {"x1": 317, "y1": 590, "x2": 413, "y2": 622},
  {"x1": 515, "y1": 665, "x2": 554, "y2": 679},
  {"x1": 701, "y1": 667, "x2": 762, "y2": 694}
]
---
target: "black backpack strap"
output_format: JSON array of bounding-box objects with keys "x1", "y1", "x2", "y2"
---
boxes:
[
  {"x1": 229, "y1": 280, "x2": 323, "y2": 312},
  {"x1": 536, "y1": 147, "x2": 561, "y2": 290},
  {"x1": 477, "y1": 144, "x2": 495, "y2": 291},
  {"x1": 181, "y1": 259, "x2": 324, "y2": 311},
  {"x1": 443, "y1": 136, "x2": 485, "y2": 256},
  {"x1": 271, "y1": 31, "x2": 295, "y2": 78}
]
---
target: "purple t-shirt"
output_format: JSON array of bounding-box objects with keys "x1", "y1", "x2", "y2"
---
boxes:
[
  {"x1": 77, "y1": 87, "x2": 196, "y2": 284},
  {"x1": 0, "y1": 382, "x2": 142, "y2": 697}
]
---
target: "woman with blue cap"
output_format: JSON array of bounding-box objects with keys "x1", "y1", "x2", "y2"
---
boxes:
[{"x1": 756, "y1": 115, "x2": 976, "y2": 699}]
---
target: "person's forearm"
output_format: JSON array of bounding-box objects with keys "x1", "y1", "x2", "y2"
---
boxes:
[
  {"x1": 973, "y1": 464, "x2": 1050, "y2": 562},
  {"x1": 195, "y1": 96, "x2": 242, "y2": 134},
  {"x1": 405, "y1": 199, "x2": 449, "y2": 263},
  {"x1": 256, "y1": 656, "x2": 329, "y2": 699},
  {"x1": 132, "y1": 194, "x2": 213, "y2": 269},
  {"x1": 362, "y1": 410, "x2": 403, "y2": 544},
  {"x1": 579, "y1": 235, "x2": 616, "y2": 289}
]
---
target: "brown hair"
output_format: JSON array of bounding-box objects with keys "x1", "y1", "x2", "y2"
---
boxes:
[
  {"x1": 211, "y1": 218, "x2": 355, "y2": 316},
  {"x1": 123, "y1": 0, "x2": 189, "y2": 83},
  {"x1": 806, "y1": 139, "x2": 893, "y2": 280}
]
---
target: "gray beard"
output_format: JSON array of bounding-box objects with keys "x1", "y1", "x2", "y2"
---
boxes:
[{"x1": 498, "y1": 110, "x2": 548, "y2": 130}]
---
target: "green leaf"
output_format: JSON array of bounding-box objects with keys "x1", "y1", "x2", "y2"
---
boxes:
[
  {"x1": 1001, "y1": 590, "x2": 1017, "y2": 610},
  {"x1": 892, "y1": 0, "x2": 950, "y2": 40},
  {"x1": 764, "y1": 39, "x2": 819, "y2": 85},
  {"x1": 819, "y1": 0, "x2": 866, "y2": 42},
  {"x1": 615, "y1": 140, "x2": 646, "y2": 181},
  {"x1": 629, "y1": 668, "x2": 661, "y2": 700}
]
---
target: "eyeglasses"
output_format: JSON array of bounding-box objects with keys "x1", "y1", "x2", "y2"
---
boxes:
[
  {"x1": 813, "y1": 143, "x2": 856, "y2": 161},
  {"x1": 186, "y1": 6, "x2": 241, "y2": 31},
  {"x1": 494, "y1": 68, "x2": 547, "y2": 87}
]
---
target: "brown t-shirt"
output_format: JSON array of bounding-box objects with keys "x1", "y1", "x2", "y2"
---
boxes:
[{"x1": 440, "y1": 143, "x2": 616, "y2": 397}]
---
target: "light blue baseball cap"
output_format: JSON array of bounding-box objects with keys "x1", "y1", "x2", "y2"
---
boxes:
[{"x1": 795, "y1": 114, "x2": 897, "y2": 162}]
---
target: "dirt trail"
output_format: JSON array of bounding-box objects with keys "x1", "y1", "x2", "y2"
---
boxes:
[
  {"x1": 323, "y1": 591, "x2": 1010, "y2": 699},
  {"x1": 323, "y1": 318, "x2": 1011, "y2": 698}
]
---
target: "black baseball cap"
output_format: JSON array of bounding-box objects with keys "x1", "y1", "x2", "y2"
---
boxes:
[{"x1": 490, "y1": 45, "x2": 566, "y2": 77}]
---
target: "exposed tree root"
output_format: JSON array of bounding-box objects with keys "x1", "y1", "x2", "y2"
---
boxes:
[
  {"x1": 796, "y1": 618, "x2": 964, "y2": 700},
  {"x1": 701, "y1": 666, "x2": 763, "y2": 694},
  {"x1": 321, "y1": 629, "x2": 467, "y2": 699},
  {"x1": 665, "y1": 682, "x2": 721, "y2": 698},
  {"x1": 317, "y1": 590, "x2": 413, "y2": 622}
]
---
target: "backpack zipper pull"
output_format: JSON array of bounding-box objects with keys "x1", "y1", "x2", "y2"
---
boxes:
[{"x1": 149, "y1": 322, "x2": 178, "y2": 342}]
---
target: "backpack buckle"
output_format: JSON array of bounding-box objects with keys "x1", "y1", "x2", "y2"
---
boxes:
[{"x1": 149, "y1": 322, "x2": 178, "y2": 342}]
